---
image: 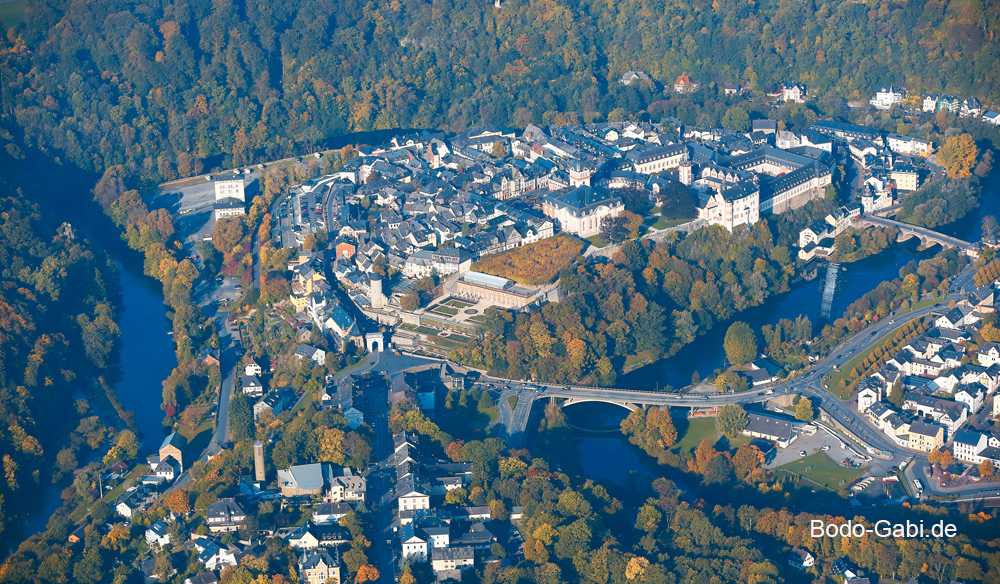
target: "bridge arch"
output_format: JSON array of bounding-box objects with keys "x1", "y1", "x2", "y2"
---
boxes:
[{"x1": 558, "y1": 396, "x2": 638, "y2": 412}]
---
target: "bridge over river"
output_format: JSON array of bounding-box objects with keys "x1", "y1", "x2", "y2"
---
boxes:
[{"x1": 855, "y1": 216, "x2": 974, "y2": 251}]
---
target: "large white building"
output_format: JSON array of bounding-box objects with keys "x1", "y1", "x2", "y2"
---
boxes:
[
  {"x1": 214, "y1": 178, "x2": 246, "y2": 202},
  {"x1": 541, "y1": 186, "x2": 623, "y2": 238},
  {"x1": 870, "y1": 85, "x2": 906, "y2": 110}
]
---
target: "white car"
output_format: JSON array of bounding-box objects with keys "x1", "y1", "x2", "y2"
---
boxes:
[
  {"x1": 799, "y1": 451, "x2": 807, "y2": 457},
  {"x1": 765, "y1": 389, "x2": 774, "y2": 395},
  {"x1": 821, "y1": 445, "x2": 830, "y2": 451}
]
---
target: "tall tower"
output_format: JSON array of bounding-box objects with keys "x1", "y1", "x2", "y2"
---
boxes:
[
  {"x1": 254, "y1": 441, "x2": 266, "y2": 482},
  {"x1": 370, "y1": 274, "x2": 385, "y2": 309},
  {"x1": 569, "y1": 162, "x2": 592, "y2": 187},
  {"x1": 679, "y1": 163, "x2": 693, "y2": 186}
]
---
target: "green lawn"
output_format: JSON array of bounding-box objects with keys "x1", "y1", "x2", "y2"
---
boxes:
[
  {"x1": 479, "y1": 399, "x2": 498, "y2": 423},
  {"x1": 178, "y1": 416, "x2": 215, "y2": 453},
  {"x1": 507, "y1": 396, "x2": 518, "y2": 410},
  {"x1": 778, "y1": 453, "x2": 864, "y2": 490},
  {"x1": 671, "y1": 418, "x2": 720, "y2": 455},
  {"x1": 585, "y1": 235, "x2": 609, "y2": 248},
  {"x1": 431, "y1": 305, "x2": 459, "y2": 316},
  {"x1": 445, "y1": 299, "x2": 475, "y2": 308},
  {"x1": 292, "y1": 391, "x2": 314, "y2": 412},
  {"x1": 649, "y1": 206, "x2": 661, "y2": 214},
  {"x1": 650, "y1": 217, "x2": 688, "y2": 230}
]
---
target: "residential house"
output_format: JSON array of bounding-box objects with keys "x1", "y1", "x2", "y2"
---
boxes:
[
  {"x1": 299, "y1": 549, "x2": 341, "y2": 584},
  {"x1": 870, "y1": 85, "x2": 905, "y2": 110},
  {"x1": 159, "y1": 432, "x2": 187, "y2": 473},
  {"x1": 673, "y1": 75, "x2": 699, "y2": 93},
  {"x1": 294, "y1": 344, "x2": 326, "y2": 363},
  {"x1": 432, "y1": 547, "x2": 475, "y2": 574},
  {"x1": 253, "y1": 388, "x2": 294, "y2": 421},
  {"x1": 206, "y1": 498, "x2": 247, "y2": 533},
  {"x1": 240, "y1": 374, "x2": 264, "y2": 398},
  {"x1": 955, "y1": 383, "x2": 986, "y2": 413},
  {"x1": 397, "y1": 474, "x2": 431, "y2": 512},
  {"x1": 401, "y1": 524, "x2": 429, "y2": 560},
  {"x1": 922, "y1": 94, "x2": 940, "y2": 112},
  {"x1": 953, "y1": 428, "x2": 988, "y2": 463},
  {"x1": 245, "y1": 358, "x2": 262, "y2": 377},
  {"x1": 184, "y1": 574, "x2": 220, "y2": 584},
  {"x1": 620, "y1": 71, "x2": 651, "y2": 85},
  {"x1": 788, "y1": 547, "x2": 815, "y2": 569},
  {"x1": 781, "y1": 83, "x2": 807, "y2": 103},
  {"x1": 961, "y1": 97, "x2": 982, "y2": 118},
  {"x1": 145, "y1": 521, "x2": 171, "y2": 547},
  {"x1": 313, "y1": 501, "x2": 354, "y2": 524},
  {"x1": 325, "y1": 475, "x2": 367, "y2": 503},
  {"x1": 907, "y1": 420, "x2": 945, "y2": 452}
]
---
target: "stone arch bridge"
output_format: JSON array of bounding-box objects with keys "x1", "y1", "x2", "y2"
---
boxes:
[{"x1": 854, "y1": 216, "x2": 974, "y2": 252}]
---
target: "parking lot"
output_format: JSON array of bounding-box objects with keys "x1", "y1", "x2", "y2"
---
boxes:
[{"x1": 766, "y1": 427, "x2": 852, "y2": 469}]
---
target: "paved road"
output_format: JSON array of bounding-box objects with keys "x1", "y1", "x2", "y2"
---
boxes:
[{"x1": 490, "y1": 292, "x2": 958, "y2": 456}]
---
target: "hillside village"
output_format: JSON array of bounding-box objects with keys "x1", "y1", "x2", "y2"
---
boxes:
[
  {"x1": 85, "y1": 83, "x2": 999, "y2": 584},
  {"x1": 196, "y1": 84, "x2": 996, "y2": 361}
]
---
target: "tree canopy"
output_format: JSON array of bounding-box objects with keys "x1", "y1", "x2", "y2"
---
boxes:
[{"x1": 724, "y1": 321, "x2": 758, "y2": 366}]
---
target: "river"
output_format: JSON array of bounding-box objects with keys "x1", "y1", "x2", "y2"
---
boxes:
[
  {"x1": 619, "y1": 167, "x2": 1000, "y2": 392},
  {"x1": 21, "y1": 243, "x2": 178, "y2": 538}
]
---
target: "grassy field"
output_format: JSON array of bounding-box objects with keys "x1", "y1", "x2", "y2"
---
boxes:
[
  {"x1": 825, "y1": 317, "x2": 927, "y2": 398},
  {"x1": 478, "y1": 399, "x2": 498, "y2": 423},
  {"x1": 650, "y1": 217, "x2": 688, "y2": 230},
  {"x1": 586, "y1": 235, "x2": 609, "y2": 248},
  {"x1": 778, "y1": 453, "x2": 864, "y2": 490},
  {"x1": 671, "y1": 418, "x2": 720, "y2": 455},
  {"x1": 430, "y1": 305, "x2": 459, "y2": 316},
  {"x1": 445, "y1": 298, "x2": 475, "y2": 308},
  {"x1": 508, "y1": 396, "x2": 518, "y2": 410},
  {"x1": 178, "y1": 414, "x2": 215, "y2": 453}
]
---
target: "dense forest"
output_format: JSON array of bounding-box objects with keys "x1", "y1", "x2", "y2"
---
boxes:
[
  {"x1": 0, "y1": 0, "x2": 997, "y2": 183},
  {"x1": 0, "y1": 126, "x2": 123, "y2": 549}
]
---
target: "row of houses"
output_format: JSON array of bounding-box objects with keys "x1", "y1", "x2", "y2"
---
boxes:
[
  {"x1": 391, "y1": 431, "x2": 522, "y2": 580},
  {"x1": 856, "y1": 284, "x2": 1000, "y2": 452}
]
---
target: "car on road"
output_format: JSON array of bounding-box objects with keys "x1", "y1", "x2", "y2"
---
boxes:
[
  {"x1": 765, "y1": 389, "x2": 774, "y2": 394},
  {"x1": 871, "y1": 331, "x2": 877, "y2": 336},
  {"x1": 835, "y1": 355, "x2": 841, "y2": 359},
  {"x1": 799, "y1": 451, "x2": 807, "y2": 457},
  {"x1": 821, "y1": 445, "x2": 830, "y2": 451}
]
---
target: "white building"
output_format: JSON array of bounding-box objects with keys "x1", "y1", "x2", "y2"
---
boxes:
[
  {"x1": 886, "y1": 134, "x2": 933, "y2": 157},
  {"x1": 781, "y1": 83, "x2": 807, "y2": 103},
  {"x1": 870, "y1": 85, "x2": 905, "y2": 110},
  {"x1": 214, "y1": 178, "x2": 246, "y2": 202},
  {"x1": 541, "y1": 186, "x2": 624, "y2": 238}
]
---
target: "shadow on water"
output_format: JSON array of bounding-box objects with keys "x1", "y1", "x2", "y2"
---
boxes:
[{"x1": 618, "y1": 238, "x2": 940, "y2": 391}]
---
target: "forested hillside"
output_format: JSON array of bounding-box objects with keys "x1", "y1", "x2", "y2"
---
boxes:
[
  {"x1": 0, "y1": 126, "x2": 122, "y2": 547},
  {"x1": 1, "y1": 0, "x2": 997, "y2": 182}
]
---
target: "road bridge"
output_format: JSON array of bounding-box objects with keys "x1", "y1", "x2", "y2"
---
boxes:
[{"x1": 855, "y1": 216, "x2": 974, "y2": 251}]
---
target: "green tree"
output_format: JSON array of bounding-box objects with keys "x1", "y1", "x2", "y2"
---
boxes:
[
  {"x1": 723, "y1": 321, "x2": 758, "y2": 365},
  {"x1": 795, "y1": 397, "x2": 814, "y2": 422},
  {"x1": 721, "y1": 107, "x2": 751, "y2": 132},
  {"x1": 715, "y1": 403, "x2": 749, "y2": 438},
  {"x1": 229, "y1": 392, "x2": 254, "y2": 442},
  {"x1": 888, "y1": 377, "x2": 904, "y2": 408}
]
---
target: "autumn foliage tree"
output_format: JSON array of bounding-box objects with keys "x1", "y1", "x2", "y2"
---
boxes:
[
  {"x1": 166, "y1": 489, "x2": 191, "y2": 513},
  {"x1": 938, "y1": 134, "x2": 979, "y2": 178}
]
